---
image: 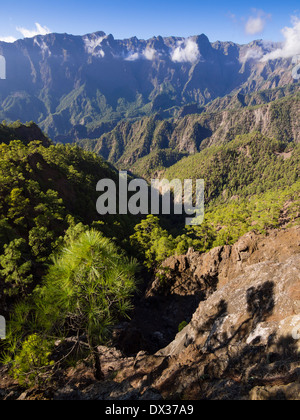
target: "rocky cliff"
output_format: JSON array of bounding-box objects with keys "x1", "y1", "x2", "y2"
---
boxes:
[{"x1": 2, "y1": 226, "x2": 298, "y2": 400}]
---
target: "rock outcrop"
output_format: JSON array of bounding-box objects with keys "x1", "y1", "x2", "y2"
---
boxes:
[
  {"x1": 1, "y1": 226, "x2": 299, "y2": 400},
  {"x1": 134, "y1": 226, "x2": 300, "y2": 400}
]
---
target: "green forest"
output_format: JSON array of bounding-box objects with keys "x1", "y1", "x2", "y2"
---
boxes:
[{"x1": 0, "y1": 121, "x2": 299, "y2": 387}]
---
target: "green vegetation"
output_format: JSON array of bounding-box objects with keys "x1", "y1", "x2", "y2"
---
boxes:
[
  {"x1": 130, "y1": 215, "x2": 182, "y2": 269},
  {"x1": 9, "y1": 334, "x2": 54, "y2": 387},
  {"x1": 38, "y1": 230, "x2": 138, "y2": 380},
  {"x1": 131, "y1": 149, "x2": 188, "y2": 180},
  {"x1": 165, "y1": 133, "x2": 299, "y2": 202},
  {"x1": 131, "y1": 133, "x2": 299, "y2": 266},
  {"x1": 0, "y1": 122, "x2": 299, "y2": 389},
  {"x1": 0, "y1": 127, "x2": 142, "y2": 385},
  {"x1": 75, "y1": 91, "x2": 300, "y2": 180},
  {"x1": 0, "y1": 121, "x2": 51, "y2": 147},
  {"x1": 3, "y1": 230, "x2": 138, "y2": 385}
]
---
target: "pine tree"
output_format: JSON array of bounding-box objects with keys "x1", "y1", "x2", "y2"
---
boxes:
[{"x1": 37, "y1": 230, "x2": 138, "y2": 380}]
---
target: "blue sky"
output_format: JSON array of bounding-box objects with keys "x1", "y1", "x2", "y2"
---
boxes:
[{"x1": 0, "y1": 0, "x2": 299, "y2": 43}]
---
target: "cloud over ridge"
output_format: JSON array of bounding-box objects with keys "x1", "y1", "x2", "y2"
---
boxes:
[
  {"x1": 262, "y1": 17, "x2": 300, "y2": 61},
  {"x1": 171, "y1": 38, "x2": 200, "y2": 64},
  {"x1": 0, "y1": 23, "x2": 51, "y2": 43},
  {"x1": 16, "y1": 23, "x2": 51, "y2": 39}
]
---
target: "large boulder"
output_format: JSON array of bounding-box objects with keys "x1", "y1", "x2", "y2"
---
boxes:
[{"x1": 151, "y1": 226, "x2": 300, "y2": 399}]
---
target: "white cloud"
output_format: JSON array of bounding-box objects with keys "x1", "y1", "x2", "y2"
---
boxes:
[
  {"x1": 125, "y1": 39, "x2": 200, "y2": 64},
  {"x1": 84, "y1": 35, "x2": 105, "y2": 58},
  {"x1": 171, "y1": 38, "x2": 200, "y2": 64},
  {"x1": 262, "y1": 17, "x2": 300, "y2": 61},
  {"x1": 246, "y1": 17, "x2": 265, "y2": 35},
  {"x1": 125, "y1": 52, "x2": 140, "y2": 61},
  {"x1": 240, "y1": 48, "x2": 264, "y2": 63},
  {"x1": 16, "y1": 22, "x2": 51, "y2": 39},
  {"x1": 143, "y1": 47, "x2": 157, "y2": 61},
  {"x1": 0, "y1": 36, "x2": 17, "y2": 43},
  {"x1": 125, "y1": 47, "x2": 159, "y2": 61},
  {"x1": 245, "y1": 10, "x2": 271, "y2": 36},
  {"x1": 0, "y1": 23, "x2": 50, "y2": 43}
]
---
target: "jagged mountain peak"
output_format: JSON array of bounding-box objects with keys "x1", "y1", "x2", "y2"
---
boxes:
[{"x1": 0, "y1": 30, "x2": 295, "y2": 141}]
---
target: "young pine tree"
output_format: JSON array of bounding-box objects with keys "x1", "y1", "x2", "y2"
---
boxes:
[{"x1": 37, "y1": 230, "x2": 138, "y2": 380}]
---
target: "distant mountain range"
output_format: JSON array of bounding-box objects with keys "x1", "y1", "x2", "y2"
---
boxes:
[{"x1": 0, "y1": 32, "x2": 296, "y2": 141}]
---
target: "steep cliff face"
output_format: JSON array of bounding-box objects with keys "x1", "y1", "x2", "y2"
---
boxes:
[
  {"x1": 0, "y1": 33, "x2": 296, "y2": 140},
  {"x1": 198, "y1": 93, "x2": 300, "y2": 148},
  {"x1": 151, "y1": 227, "x2": 300, "y2": 399}
]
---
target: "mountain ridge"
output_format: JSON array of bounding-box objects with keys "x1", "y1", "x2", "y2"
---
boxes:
[{"x1": 0, "y1": 31, "x2": 296, "y2": 141}]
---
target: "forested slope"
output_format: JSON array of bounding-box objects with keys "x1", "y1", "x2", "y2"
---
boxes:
[
  {"x1": 76, "y1": 89, "x2": 300, "y2": 178},
  {"x1": 0, "y1": 124, "x2": 138, "y2": 316}
]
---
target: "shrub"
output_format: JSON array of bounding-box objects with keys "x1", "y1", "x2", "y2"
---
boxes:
[{"x1": 9, "y1": 334, "x2": 54, "y2": 387}]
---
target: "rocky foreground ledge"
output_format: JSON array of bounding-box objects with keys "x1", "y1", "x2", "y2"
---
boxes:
[{"x1": 1, "y1": 226, "x2": 299, "y2": 400}]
